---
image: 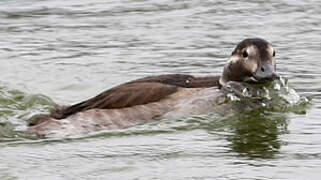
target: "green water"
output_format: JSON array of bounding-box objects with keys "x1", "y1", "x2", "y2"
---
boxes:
[{"x1": 0, "y1": 0, "x2": 321, "y2": 179}]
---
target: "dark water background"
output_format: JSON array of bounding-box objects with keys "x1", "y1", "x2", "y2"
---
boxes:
[{"x1": 0, "y1": 0, "x2": 321, "y2": 179}]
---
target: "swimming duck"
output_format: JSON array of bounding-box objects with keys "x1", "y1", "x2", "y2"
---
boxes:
[{"x1": 29, "y1": 38, "x2": 278, "y2": 137}]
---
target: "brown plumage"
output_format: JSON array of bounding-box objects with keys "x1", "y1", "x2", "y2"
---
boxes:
[
  {"x1": 29, "y1": 38, "x2": 279, "y2": 137},
  {"x1": 50, "y1": 74, "x2": 221, "y2": 120}
]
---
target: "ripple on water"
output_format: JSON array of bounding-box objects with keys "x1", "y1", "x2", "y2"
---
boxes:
[
  {"x1": 0, "y1": 85, "x2": 56, "y2": 139},
  {"x1": 0, "y1": 0, "x2": 321, "y2": 179}
]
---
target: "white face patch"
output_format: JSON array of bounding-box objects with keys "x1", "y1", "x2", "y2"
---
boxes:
[
  {"x1": 267, "y1": 45, "x2": 274, "y2": 55},
  {"x1": 246, "y1": 45, "x2": 257, "y2": 57},
  {"x1": 227, "y1": 55, "x2": 240, "y2": 64},
  {"x1": 243, "y1": 45, "x2": 258, "y2": 73},
  {"x1": 267, "y1": 45, "x2": 275, "y2": 66},
  {"x1": 246, "y1": 60, "x2": 258, "y2": 73}
]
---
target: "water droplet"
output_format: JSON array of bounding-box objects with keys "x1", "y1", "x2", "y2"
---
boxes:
[
  {"x1": 227, "y1": 93, "x2": 240, "y2": 101},
  {"x1": 242, "y1": 88, "x2": 251, "y2": 97},
  {"x1": 263, "y1": 87, "x2": 271, "y2": 100},
  {"x1": 274, "y1": 83, "x2": 281, "y2": 90}
]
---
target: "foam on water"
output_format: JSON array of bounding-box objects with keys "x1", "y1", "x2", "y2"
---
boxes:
[{"x1": 225, "y1": 77, "x2": 309, "y2": 113}]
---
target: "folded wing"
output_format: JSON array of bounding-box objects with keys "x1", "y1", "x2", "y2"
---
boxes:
[{"x1": 51, "y1": 74, "x2": 220, "y2": 119}]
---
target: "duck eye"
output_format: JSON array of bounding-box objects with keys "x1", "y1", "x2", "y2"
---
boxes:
[
  {"x1": 242, "y1": 50, "x2": 248, "y2": 58},
  {"x1": 273, "y1": 50, "x2": 276, "y2": 57}
]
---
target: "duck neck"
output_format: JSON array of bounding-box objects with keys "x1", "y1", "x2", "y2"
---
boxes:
[
  {"x1": 219, "y1": 77, "x2": 226, "y2": 88},
  {"x1": 219, "y1": 65, "x2": 230, "y2": 88}
]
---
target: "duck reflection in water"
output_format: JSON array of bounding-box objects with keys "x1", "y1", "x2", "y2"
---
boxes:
[
  {"x1": 226, "y1": 110, "x2": 288, "y2": 159},
  {"x1": 221, "y1": 78, "x2": 307, "y2": 159}
]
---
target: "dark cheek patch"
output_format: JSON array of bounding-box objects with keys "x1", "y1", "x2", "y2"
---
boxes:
[{"x1": 228, "y1": 60, "x2": 252, "y2": 81}]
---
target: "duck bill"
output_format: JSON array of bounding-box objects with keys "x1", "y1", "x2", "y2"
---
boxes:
[{"x1": 253, "y1": 63, "x2": 279, "y2": 82}]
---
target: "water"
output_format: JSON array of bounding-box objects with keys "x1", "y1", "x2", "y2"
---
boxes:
[{"x1": 0, "y1": 0, "x2": 321, "y2": 179}]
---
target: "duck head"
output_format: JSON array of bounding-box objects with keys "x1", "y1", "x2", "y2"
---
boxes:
[{"x1": 219, "y1": 38, "x2": 279, "y2": 86}]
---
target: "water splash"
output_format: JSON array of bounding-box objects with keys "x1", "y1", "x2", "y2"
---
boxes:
[
  {"x1": 225, "y1": 76, "x2": 310, "y2": 114},
  {"x1": 0, "y1": 86, "x2": 56, "y2": 139}
]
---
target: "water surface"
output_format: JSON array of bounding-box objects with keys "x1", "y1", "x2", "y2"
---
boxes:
[{"x1": 0, "y1": 0, "x2": 321, "y2": 179}]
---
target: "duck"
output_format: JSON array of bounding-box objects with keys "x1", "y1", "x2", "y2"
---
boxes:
[{"x1": 29, "y1": 38, "x2": 278, "y2": 137}]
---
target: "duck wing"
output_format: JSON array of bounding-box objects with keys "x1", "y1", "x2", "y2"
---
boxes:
[{"x1": 51, "y1": 74, "x2": 220, "y2": 119}]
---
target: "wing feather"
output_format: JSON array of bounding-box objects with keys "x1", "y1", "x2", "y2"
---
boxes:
[{"x1": 51, "y1": 74, "x2": 220, "y2": 119}]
